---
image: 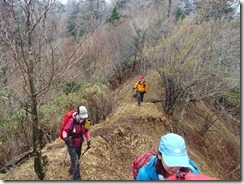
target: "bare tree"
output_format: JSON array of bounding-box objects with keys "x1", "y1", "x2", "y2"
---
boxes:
[
  {"x1": 124, "y1": 0, "x2": 153, "y2": 74},
  {"x1": 147, "y1": 17, "x2": 240, "y2": 116},
  {"x1": 0, "y1": 0, "x2": 97, "y2": 179},
  {"x1": 167, "y1": 0, "x2": 172, "y2": 18},
  {"x1": 107, "y1": 22, "x2": 133, "y2": 83},
  {"x1": 194, "y1": 110, "x2": 220, "y2": 136},
  {"x1": 194, "y1": 0, "x2": 240, "y2": 22}
]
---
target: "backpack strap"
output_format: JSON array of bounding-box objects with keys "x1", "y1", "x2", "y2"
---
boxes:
[
  {"x1": 144, "y1": 156, "x2": 159, "y2": 180},
  {"x1": 66, "y1": 117, "x2": 75, "y2": 135}
]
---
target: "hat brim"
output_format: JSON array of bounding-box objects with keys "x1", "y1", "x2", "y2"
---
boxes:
[
  {"x1": 162, "y1": 154, "x2": 191, "y2": 168},
  {"x1": 79, "y1": 113, "x2": 88, "y2": 119}
]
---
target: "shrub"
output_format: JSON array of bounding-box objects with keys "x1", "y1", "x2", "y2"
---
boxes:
[{"x1": 63, "y1": 80, "x2": 82, "y2": 95}]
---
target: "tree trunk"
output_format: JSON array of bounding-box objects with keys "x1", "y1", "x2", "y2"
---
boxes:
[
  {"x1": 29, "y1": 59, "x2": 45, "y2": 180},
  {"x1": 0, "y1": 150, "x2": 33, "y2": 173},
  {"x1": 167, "y1": 0, "x2": 172, "y2": 18},
  {"x1": 2, "y1": 65, "x2": 14, "y2": 110},
  {"x1": 27, "y1": 14, "x2": 44, "y2": 180},
  {"x1": 164, "y1": 79, "x2": 177, "y2": 115}
]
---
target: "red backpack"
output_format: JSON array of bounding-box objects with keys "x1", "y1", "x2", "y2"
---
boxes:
[
  {"x1": 132, "y1": 151, "x2": 156, "y2": 180},
  {"x1": 167, "y1": 172, "x2": 216, "y2": 180},
  {"x1": 59, "y1": 110, "x2": 76, "y2": 140}
]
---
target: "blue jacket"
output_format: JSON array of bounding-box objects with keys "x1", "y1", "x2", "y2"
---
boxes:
[
  {"x1": 189, "y1": 159, "x2": 200, "y2": 174},
  {"x1": 136, "y1": 156, "x2": 200, "y2": 180},
  {"x1": 136, "y1": 156, "x2": 159, "y2": 180}
]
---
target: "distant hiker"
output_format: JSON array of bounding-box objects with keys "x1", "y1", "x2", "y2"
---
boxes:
[
  {"x1": 62, "y1": 106, "x2": 92, "y2": 180},
  {"x1": 135, "y1": 133, "x2": 199, "y2": 180},
  {"x1": 133, "y1": 75, "x2": 148, "y2": 106}
]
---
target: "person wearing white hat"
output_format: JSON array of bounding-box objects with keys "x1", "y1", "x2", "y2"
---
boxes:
[
  {"x1": 136, "y1": 133, "x2": 199, "y2": 180},
  {"x1": 62, "y1": 105, "x2": 91, "y2": 180}
]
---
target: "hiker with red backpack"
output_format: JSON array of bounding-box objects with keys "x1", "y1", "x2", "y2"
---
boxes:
[
  {"x1": 61, "y1": 106, "x2": 92, "y2": 180},
  {"x1": 133, "y1": 133, "x2": 201, "y2": 180},
  {"x1": 133, "y1": 75, "x2": 148, "y2": 106}
]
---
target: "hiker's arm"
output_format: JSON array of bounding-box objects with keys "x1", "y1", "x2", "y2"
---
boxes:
[
  {"x1": 84, "y1": 129, "x2": 91, "y2": 142},
  {"x1": 134, "y1": 82, "x2": 138, "y2": 90},
  {"x1": 62, "y1": 130, "x2": 68, "y2": 139},
  {"x1": 145, "y1": 83, "x2": 148, "y2": 92}
]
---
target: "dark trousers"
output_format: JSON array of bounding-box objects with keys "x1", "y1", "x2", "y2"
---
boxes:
[
  {"x1": 136, "y1": 91, "x2": 145, "y2": 106},
  {"x1": 67, "y1": 145, "x2": 82, "y2": 180}
]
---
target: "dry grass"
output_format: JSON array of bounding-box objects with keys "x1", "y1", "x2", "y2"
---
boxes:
[{"x1": 0, "y1": 70, "x2": 240, "y2": 181}]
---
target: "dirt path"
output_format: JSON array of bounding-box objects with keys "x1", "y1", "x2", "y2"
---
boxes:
[{"x1": 0, "y1": 70, "x2": 240, "y2": 180}]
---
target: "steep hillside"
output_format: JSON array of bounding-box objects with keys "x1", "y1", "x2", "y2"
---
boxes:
[
  {"x1": 0, "y1": 70, "x2": 240, "y2": 180},
  {"x1": 0, "y1": 102, "x2": 172, "y2": 180}
]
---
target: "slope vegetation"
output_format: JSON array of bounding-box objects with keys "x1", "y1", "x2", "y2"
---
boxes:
[{"x1": 0, "y1": 70, "x2": 240, "y2": 180}]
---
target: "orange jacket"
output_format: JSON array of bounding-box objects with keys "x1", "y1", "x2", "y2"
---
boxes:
[{"x1": 134, "y1": 80, "x2": 148, "y2": 92}]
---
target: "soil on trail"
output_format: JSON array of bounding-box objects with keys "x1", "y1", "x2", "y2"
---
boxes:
[{"x1": 0, "y1": 70, "x2": 240, "y2": 180}]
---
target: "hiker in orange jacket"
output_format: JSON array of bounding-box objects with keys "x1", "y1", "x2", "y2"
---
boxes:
[
  {"x1": 133, "y1": 76, "x2": 148, "y2": 106},
  {"x1": 62, "y1": 106, "x2": 92, "y2": 180}
]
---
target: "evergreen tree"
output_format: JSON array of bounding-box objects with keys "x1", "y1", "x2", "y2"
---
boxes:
[{"x1": 107, "y1": 6, "x2": 121, "y2": 24}]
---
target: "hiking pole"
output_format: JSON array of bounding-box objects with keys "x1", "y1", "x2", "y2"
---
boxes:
[
  {"x1": 63, "y1": 149, "x2": 68, "y2": 165},
  {"x1": 82, "y1": 147, "x2": 90, "y2": 156},
  {"x1": 60, "y1": 148, "x2": 68, "y2": 179}
]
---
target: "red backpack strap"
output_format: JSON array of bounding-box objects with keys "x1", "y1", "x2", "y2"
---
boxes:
[{"x1": 132, "y1": 151, "x2": 156, "y2": 179}]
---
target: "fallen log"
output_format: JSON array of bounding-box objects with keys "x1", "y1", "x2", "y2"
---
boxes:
[{"x1": 0, "y1": 150, "x2": 33, "y2": 173}]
